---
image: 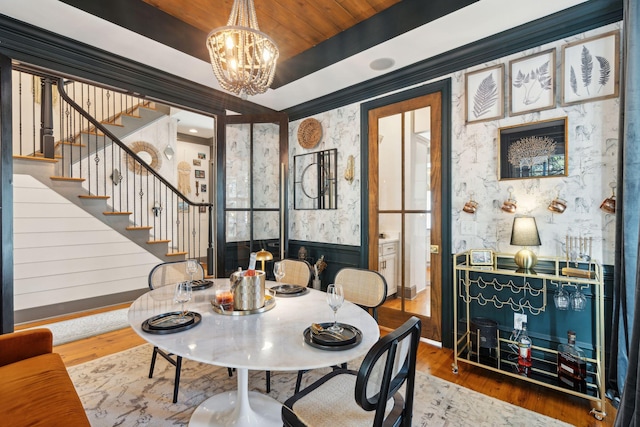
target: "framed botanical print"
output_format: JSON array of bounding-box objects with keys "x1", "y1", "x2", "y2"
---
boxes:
[
  {"x1": 465, "y1": 64, "x2": 504, "y2": 124},
  {"x1": 561, "y1": 30, "x2": 619, "y2": 106},
  {"x1": 509, "y1": 49, "x2": 556, "y2": 116},
  {"x1": 498, "y1": 117, "x2": 568, "y2": 181}
]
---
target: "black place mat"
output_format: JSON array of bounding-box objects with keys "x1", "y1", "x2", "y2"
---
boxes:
[
  {"x1": 270, "y1": 284, "x2": 309, "y2": 297},
  {"x1": 303, "y1": 323, "x2": 362, "y2": 351},
  {"x1": 191, "y1": 279, "x2": 213, "y2": 290},
  {"x1": 142, "y1": 311, "x2": 201, "y2": 334}
]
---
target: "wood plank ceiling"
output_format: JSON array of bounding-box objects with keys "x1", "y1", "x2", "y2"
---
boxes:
[{"x1": 140, "y1": 0, "x2": 401, "y2": 63}]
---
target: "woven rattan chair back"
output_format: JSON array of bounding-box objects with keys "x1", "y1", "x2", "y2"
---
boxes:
[{"x1": 334, "y1": 268, "x2": 387, "y2": 321}]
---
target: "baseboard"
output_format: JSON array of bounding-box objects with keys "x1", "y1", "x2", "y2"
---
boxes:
[
  {"x1": 14, "y1": 288, "x2": 147, "y2": 324},
  {"x1": 403, "y1": 285, "x2": 417, "y2": 300}
]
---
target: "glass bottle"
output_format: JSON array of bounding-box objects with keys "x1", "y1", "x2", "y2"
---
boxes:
[
  {"x1": 517, "y1": 322, "x2": 532, "y2": 377},
  {"x1": 557, "y1": 330, "x2": 587, "y2": 391}
]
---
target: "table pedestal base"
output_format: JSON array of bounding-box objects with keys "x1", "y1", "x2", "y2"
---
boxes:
[{"x1": 189, "y1": 369, "x2": 282, "y2": 427}]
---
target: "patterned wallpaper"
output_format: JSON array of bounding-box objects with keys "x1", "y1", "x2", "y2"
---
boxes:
[
  {"x1": 288, "y1": 106, "x2": 362, "y2": 246},
  {"x1": 288, "y1": 22, "x2": 621, "y2": 265}
]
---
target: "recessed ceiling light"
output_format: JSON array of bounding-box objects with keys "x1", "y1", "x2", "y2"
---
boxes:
[
  {"x1": 369, "y1": 58, "x2": 395, "y2": 71},
  {"x1": 189, "y1": 128, "x2": 198, "y2": 133}
]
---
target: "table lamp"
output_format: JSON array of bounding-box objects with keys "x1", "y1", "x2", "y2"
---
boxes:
[
  {"x1": 510, "y1": 216, "x2": 541, "y2": 273},
  {"x1": 255, "y1": 248, "x2": 273, "y2": 272}
]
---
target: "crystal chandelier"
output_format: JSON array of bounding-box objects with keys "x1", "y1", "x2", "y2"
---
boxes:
[{"x1": 206, "y1": 0, "x2": 279, "y2": 98}]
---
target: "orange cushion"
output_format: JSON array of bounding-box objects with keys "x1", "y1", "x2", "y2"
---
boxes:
[{"x1": 0, "y1": 353, "x2": 90, "y2": 427}]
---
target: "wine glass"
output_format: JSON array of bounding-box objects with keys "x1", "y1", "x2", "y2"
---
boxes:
[
  {"x1": 186, "y1": 259, "x2": 199, "y2": 284},
  {"x1": 554, "y1": 286, "x2": 570, "y2": 310},
  {"x1": 274, "y1": 261, "x2": 285, "y2": 283},
  {"x1": 571, "y1": 288, "x2": 587, "y2": 311},
  {"x1": 174, "y1": 281, "x2": 192, "y2": 323},
  {"x1": 326, "y1": 284, "x2": 345, "y2": 333}
]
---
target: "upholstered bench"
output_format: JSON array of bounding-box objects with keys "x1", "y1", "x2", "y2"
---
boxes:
[{"x1": 0, "y1": 328, "x2": 90, "y2": 426}]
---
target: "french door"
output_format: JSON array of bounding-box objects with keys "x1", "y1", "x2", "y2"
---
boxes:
[
  {"x1": 367, "y1": 91, "x2": 444, "y2": 342},
  {"x1": 216, "y1": 113, "x2": 288, "y2": 278}
]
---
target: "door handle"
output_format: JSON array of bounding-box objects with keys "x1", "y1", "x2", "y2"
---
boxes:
[{"x1": 430, "y1": 245, "x2": 440, "y2": 254}]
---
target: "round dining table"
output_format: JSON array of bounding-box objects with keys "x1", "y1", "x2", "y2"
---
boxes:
[{"x1": 128, "y1": 279, "x2": 380, "y2": 427}]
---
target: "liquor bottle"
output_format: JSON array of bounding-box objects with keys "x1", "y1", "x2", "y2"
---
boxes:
[
  {"x1": 245, "y1": 252, "x2": 257, "y2": 276},
  {"x1": 517, "y1": 322, "x2": 532, "y2": 377},
  {"x1": 557, "y1": 330, "x2": 587, "y2": 391}
]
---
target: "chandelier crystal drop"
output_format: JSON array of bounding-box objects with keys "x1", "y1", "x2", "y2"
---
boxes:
[{"x1": 206, "y1": 0, "x2": 279, "y2": 98}]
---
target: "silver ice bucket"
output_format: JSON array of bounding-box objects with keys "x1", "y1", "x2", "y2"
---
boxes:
[{"x1": 230, "y1": 270, "x2": 265, "y2": 311}]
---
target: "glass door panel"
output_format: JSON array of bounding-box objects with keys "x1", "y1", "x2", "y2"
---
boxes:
[
  {"x1": 252, "y1": 123, "x2": 280, "y2": 209},
  {"x1": 225, "y1": 123, "x2": 251, "y2": 210},
  {"x1": 404, "y1": 107, "x2": 430, "y2": 211},
  {"x1": 378, "y1": 114, "x2": 402, "y2": 211},
  {"x1": 404, "y1": 213, "x2": 430, "y2": 316}
]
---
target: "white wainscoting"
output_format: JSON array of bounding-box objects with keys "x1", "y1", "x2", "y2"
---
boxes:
[{"x1": 13, "y1": 174, "x2": 162, "y2": 312}]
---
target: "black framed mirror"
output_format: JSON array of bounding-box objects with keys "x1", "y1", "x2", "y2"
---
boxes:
[{"x1": 294, "y1": 149, "x2": 337, "y2": 210}]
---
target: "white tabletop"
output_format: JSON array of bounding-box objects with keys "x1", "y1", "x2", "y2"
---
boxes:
[{"x1": 128, "y1": 279, "x2": 381, "y2": 372}]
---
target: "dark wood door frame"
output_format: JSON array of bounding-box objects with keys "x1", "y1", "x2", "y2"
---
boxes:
[
  {"x1": 360, "y1": 79, "x2": 453, "y2": 348},
  {"x1": 0, "y1": 54, "x2": 14, "y2": 334}
]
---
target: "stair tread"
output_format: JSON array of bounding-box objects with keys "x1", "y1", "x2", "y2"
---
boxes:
[
  {"x1": 126, "y1": 226, "x2": 153, "y2": 230},
  {"x1": 78, "y1": 195, "x2": 110, "y2": 199},
  {"x1": 166, "y1": 252, "x2": 188, "y2": 257},
  {"x1": 103, "y1": 211, "x2": 132, "y2": 215},
  {"x1": 50, "y1": 176, "x2": 85, "y2": 182},
  {"x1": 13, "y1": 155, "x2": 58, "y2": 163},
  {"x1": 147, "y1": 239, "x2": 171, "y2": 244}
]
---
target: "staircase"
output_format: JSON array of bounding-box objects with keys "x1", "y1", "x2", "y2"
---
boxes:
[{"x1": 12, "y1": 71, "x2": 212, "y2": 264}]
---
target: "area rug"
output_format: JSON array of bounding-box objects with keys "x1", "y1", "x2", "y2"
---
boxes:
[
  {"x1": 30, "y1": 309, "x2": 130, "y2": 346},
  {"x1": 67, "y1": 344, "x2": 572, "y2": 427}
]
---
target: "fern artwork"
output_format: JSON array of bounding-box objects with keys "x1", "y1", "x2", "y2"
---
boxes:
[
  {"x1": 509, "y1": 49, "x2": 556, "y2": 115},
  {"x1": 562, "y1": 30, "x2": 619, "y2": 106},
  {"x1": 465, "y1": 64, "x2": 504, "y2": 123}
]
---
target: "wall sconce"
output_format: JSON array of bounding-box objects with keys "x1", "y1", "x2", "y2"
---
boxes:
[
  {"x1": 510, "y1": 216, "x2": 541, "y2": 273},
  {"x1": 548, "y1": 195, "x2": 567, "y2": 214},
  {"x1": 462, "y1": 198, "x2": 478, "y2": 214},
  {"x1": 501, "y1": 190, "x2": 517, "y2": 213},
  {"x1": 151, "y1": 202, "x2": 162, "y2": 217},
  {"x1": 600, "y1": 183, "x2": 616, "y2": 213},
  {"x1": 344, "y1": 155, "x2": 355, "y2": 184},
  {"x1": 110, "y1": 168, "x2": 123, "y2": 185}
]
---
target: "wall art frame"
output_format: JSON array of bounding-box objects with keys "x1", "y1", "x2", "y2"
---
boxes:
[
  {"x1": 465, "y1": 64, "x2": 504, "y2": 124},
  {"x1": 498, "y1": 117, "x2": 568, "y2": 181},
  {"x1": 195, "y1": 169, "x2": 205, "y2": 179},
  {"x1": 561, "y1": 30, "x2": 619, "y2": 106},
  {"x1": 509, "y1": 48, "x2": 556, "y2": 116}
]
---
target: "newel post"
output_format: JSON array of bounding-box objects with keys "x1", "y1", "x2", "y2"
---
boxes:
[{"x1": 40, "y1": 77, "x2": 55, "y2": 159}]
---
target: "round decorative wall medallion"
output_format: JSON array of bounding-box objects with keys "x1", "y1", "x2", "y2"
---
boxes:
[
  {"x1": 126, "y1": 141, "x2": 162, "y2": 174},
  {"x1": 297, "y1": 118, "x2": 322, "y2": 149}
]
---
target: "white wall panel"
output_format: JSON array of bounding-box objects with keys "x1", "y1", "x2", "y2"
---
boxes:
[
  {"x1": 13, "y1": 175, "x2": 161, "y2": 312},
  {"x1": 13, "y1": 242, "x2": 144, "y2": 263}
]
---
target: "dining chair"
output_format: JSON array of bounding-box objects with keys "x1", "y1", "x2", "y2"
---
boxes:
[
  {"x1": 293, "y1": 267, "x2": 388, "y2": 393},
  {"x1": 147, "y1": 259, "x2": 232, "y2": 403},
  {"x1": 279, "y1": 259, "x2": 312, "y2": 286},
  {"x1": 335, "y1": 267, "x2": 388, "y2": 321},
  {"x1": 282, "y1": 316, "x2": 422, "y2": 427}
]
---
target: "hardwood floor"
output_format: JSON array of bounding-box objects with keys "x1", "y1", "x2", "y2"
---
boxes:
[{"x1": 20, "y1": 306, "x2": 616, "y2": 427}]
